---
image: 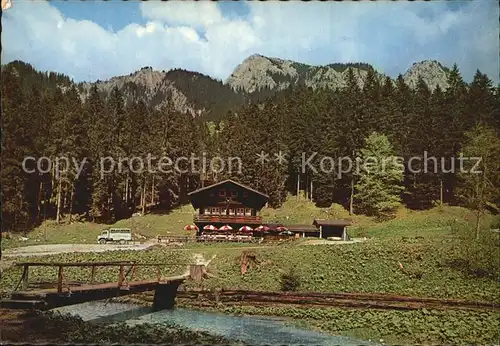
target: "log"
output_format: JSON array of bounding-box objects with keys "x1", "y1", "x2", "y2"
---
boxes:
[{"x1": 176, "y1": 289, "x2": 499, "y2": 311}]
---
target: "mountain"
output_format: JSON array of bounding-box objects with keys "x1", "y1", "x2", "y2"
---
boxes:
[
  {"x1": 78, "y1": 67, "x2": 244, "y2": 118},
  {"x1": 74, "y1": 55, "x2": 453, "y2": 118},
  {"x1": 3, "y1": 56, "x2": 455, "y2": 121},
  {"x1": 226, "y1": 54, "x2": 451, "y2": 93},
  {"x1": 402, "y1": 60, "x2": 450, "y2": 90}
]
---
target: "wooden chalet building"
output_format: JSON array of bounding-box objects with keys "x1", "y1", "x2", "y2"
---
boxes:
[{"x1": 188, "y1": 179, "x2": 269, "y2": 233}]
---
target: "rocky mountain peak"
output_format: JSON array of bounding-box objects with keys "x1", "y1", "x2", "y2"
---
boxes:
[
  {"x1": 402, "y1": 60, "x2": 450, "y2": 90},
  {"x1": 227, "y1": 55, "x2": 452, "y2": 93},
  {"x1": 105, "y1": 67, "x2": 167, "y2": 90},
  {"x1": 226, "y1": 54, "x2": 390, "y2": 93}
]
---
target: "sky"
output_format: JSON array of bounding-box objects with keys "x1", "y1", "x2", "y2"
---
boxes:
[{"x1": 1, "y1": 0, "x2": 499, "y2": 83}]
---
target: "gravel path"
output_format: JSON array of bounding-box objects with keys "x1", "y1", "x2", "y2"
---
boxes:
[{"x1": 2, "y1": 241, "x2": 157, "y2": 258}]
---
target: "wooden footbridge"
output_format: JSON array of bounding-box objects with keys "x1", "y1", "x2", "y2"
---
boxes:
[{"x1": 0, "y1": 261, "x2": 198, "y2": 311}]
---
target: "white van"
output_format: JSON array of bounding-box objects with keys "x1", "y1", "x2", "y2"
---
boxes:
[{"x1": 97, "y1": 228, "x2": 132, "y2": 244}]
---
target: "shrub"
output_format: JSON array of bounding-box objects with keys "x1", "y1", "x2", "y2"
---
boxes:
[
  {"x1": 448, "y1": 225, "x2": 500, "y2": 280},
  {"x1": 280, "y1": 268, "x2": 301, "y2": 291}
]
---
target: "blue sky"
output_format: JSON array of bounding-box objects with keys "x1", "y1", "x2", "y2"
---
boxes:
[{"x1": 2, "y1": 0, "x2": 498, "y2": 83}]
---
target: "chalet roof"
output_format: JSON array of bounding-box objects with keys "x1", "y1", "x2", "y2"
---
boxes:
[
  {"x1": 286, "y1": 224, "x2": 318, "y2": 232},
  {"x1": 188, "y1": 179, "x2": 269, "y2": 210},
  {"x1": 188, "y1": 179, "x2": 268, "y2": 198},
  {"x1": 313, "y1": 219, "x2": 352, "y2": 227}
]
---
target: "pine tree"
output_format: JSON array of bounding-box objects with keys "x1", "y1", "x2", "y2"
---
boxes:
[
  {"x1": 405, "y1": 77, "x2": 439, "y2": 209},
  {"x1": 468, "y1": 70, "x2": 497, "y2": 128},
  {"x1": 355, "y1": 132, "x2": 405, "y2": 218},
  {"x1": 337, "y1": 68, "x2": 364, "y2": 213},
  {"x1": 457, "y1": 125, "x2": 500, "y2": 239},
  {"x1": 86, "y1": 84, "x2": 111, "y2": 221},
  {"x1": 1, "y1": 68, "x2": 32, "y2": 231},
  {"x1": 442, "y1": 64, "x2": 468, "y2": 204}
]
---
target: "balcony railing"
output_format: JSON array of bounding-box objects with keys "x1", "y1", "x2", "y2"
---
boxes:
[{"x1": 193, "y1": 214, "x2": 263, "y2": 224}]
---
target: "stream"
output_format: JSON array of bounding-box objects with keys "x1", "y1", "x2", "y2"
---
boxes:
[{"x1": 52, "y1": 301, "x2": 375, "y2": 345}]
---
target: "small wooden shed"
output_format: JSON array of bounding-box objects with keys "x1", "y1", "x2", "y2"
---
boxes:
[{"x1": 312, "y1": 219, "x2": 352, "y2": 240}]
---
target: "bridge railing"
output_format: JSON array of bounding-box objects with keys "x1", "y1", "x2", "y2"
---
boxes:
[{"x1": 14, "y1": 261, "x2": 186, "y2": 294}]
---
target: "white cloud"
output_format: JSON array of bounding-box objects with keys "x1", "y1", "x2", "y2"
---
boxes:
[
  {"x1": 139, "y1": 1, "x2": 223, "y2": 28},
  {"x1": 1, "y1": 0, "x2": 498, "y2": 83}
]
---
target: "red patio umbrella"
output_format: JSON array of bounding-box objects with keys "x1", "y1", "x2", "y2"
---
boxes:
[
  {"x1": 184, "y1": 224, "x2": 199, "y2": 231},
  {"x1": 219, "y1": 224, "x2": 233, "y2": 232},
  {"x1": 203, "y1": 225, "x2": 217, "y2": 231},
  {"x1": 254, "y1": 225, "x2": 270, "y2": 232},
  {"x1": 239, "y1": 225, "x2": 253, "y2": 233}
]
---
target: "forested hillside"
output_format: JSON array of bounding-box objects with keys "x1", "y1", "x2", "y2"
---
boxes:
[{"x1": 1, "y1": 60, "x2": 499, "y2": 233}]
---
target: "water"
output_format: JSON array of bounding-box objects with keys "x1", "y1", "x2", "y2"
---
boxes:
[{"x1": 52, "y1": 302, "x2": 374, "y2": 345}]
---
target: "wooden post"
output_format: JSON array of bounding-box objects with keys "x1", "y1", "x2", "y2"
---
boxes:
[
  {"x1": 310, "y1": 180, "x2": 313, "y2": 201},
  {"x1": 90, "y1": 265, "x2": 96, "y2": 284},
  {"x1": 21, "y1": 265, "x2": 29, "y2": 291},
  {"x1": 57, "y1": 266, "x2": 64, "y2": 293},
  {"x1": 118, "y1": 265, "x2": 125, "y2": 287},
  {"x1": 319, "y1": 225, "x2": 323, "y2": 239},
  {"x1": 131, "y1": 265, "x2": 136, "y2": 281},
  {"x1": 156, "y1": 266, "x2": 161, "y2": 281}
]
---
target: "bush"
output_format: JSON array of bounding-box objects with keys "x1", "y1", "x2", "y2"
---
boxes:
[
  {"x1": 280, "y1": 268, "x2": 301, "y2": 291},
  {"x1": 448, "y1": 225, "x2": 500, "y2": 280}
]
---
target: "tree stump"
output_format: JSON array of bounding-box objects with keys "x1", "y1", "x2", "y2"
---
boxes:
[{"x1": 189, "y1": 265, "x2": 205, "y2": 282}]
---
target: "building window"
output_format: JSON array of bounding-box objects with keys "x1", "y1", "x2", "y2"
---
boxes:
[
  {"x1": 219, "y1": 190, "x2": 226, "y2": 197},
  {"x1": 211, "y1": 207, "x2": 219, "y2": 215},
  {"x1": 221, "y1": 208, "x2": 227, "y2": 215},
  {"x1": 231, "y1": 190, "x2": 237, "y2": 198},
  {"x1": 245, "y1": 208, "x2": 252, "y2": 216},
  {"x1": 228, "y1": 208, "x2": 235, "y2": 216},
  {"x1": 236, "y1": 208, "x2": 244, "y2": 216}
]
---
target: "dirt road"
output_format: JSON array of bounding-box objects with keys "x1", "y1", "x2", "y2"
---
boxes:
[{"x1": 2, "y1": 241, "x2": 158, "y2": 258}]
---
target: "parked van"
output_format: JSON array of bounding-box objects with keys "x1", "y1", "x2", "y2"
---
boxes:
[{"x1": 97, "y1": 228, "x2": 132, "y2": 244}]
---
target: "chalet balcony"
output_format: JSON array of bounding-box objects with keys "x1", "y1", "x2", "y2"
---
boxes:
[{"x1": 193, "y1": 214, "x2": 263, "y2": 225}]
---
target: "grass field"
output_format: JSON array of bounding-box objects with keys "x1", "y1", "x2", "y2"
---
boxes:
[{"x1": 2, "y1": 204, "x2": 197, "y2": 249}]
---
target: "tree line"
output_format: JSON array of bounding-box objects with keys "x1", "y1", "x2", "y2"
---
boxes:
[{"x1": 1, "y1": 61, "x2": 499, "y2": 232}]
